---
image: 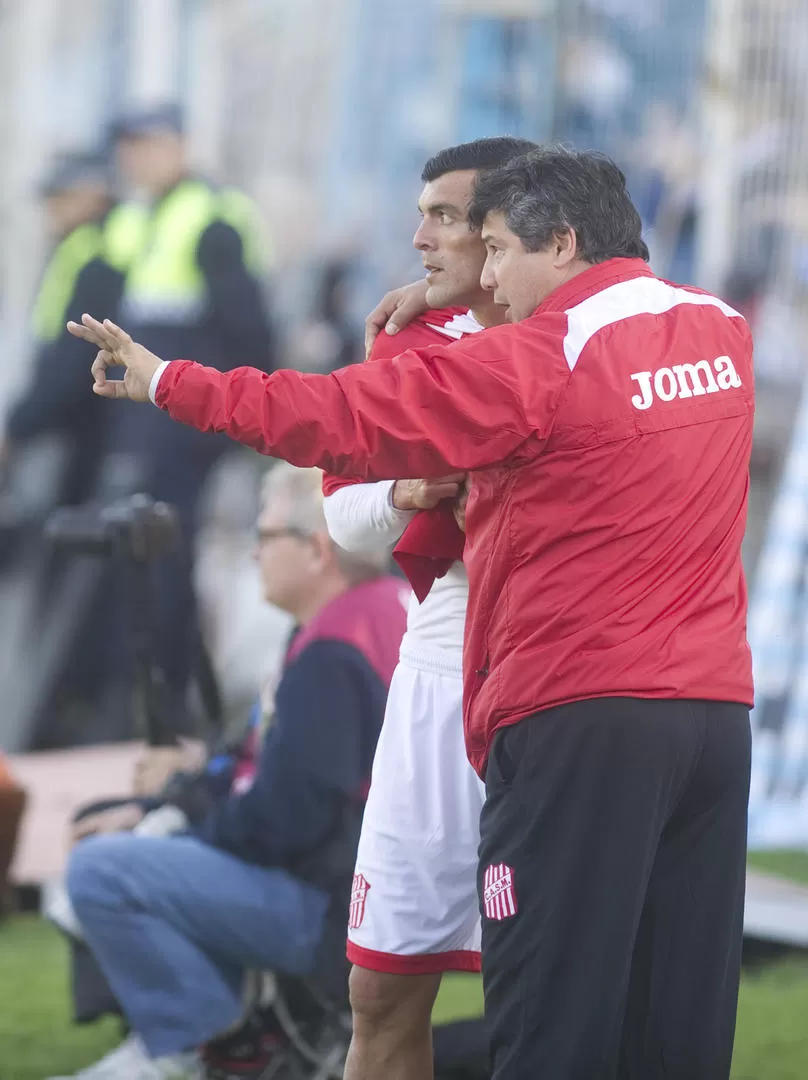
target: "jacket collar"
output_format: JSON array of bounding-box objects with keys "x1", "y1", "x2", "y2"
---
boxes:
[{"x1": 534, "y1": 258, "x2": 655, "y2": 316}]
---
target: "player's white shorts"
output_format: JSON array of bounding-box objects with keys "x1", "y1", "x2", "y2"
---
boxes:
[{"x1": 347, "y1": 643, "x2": 485, "y2": 974}]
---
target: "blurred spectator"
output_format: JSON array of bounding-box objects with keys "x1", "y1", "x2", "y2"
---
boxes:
[
  {"x1": 622, "y1": 101, "x2": 700, "y2": 282},
  {"x1": 69, "y1": 742, "x2": 210, "y2": 847},
  {"x1": 52, "y1": 465, "x2": 407, "y2": 1080},
  {"x1": 0, "y1": 151, "x2": 126, "y2": 507},
  {"x1": 55, "y1": 728, "x2": 267, "y2": 1029},
  {"x1": 556, "y1": 31, "x2": 634, "y2": 150},
  {"x1": 721, "y1": 264, "x2": 769, "y2": 330},
  {"x1": 295, "y1": 256, "x2": 362, "y2": 372},
  {"x1": 51, "y1": 737, "x2": 264, "y2": 1030},
  {"x1": 0, "y1": 151, "x2": 142, "y2": 740},
  {"x1": 94, "y1": 102, "x2": 275, "y2": 731}
]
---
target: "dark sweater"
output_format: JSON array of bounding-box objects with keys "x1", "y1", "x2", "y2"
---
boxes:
[{"x1": 195, "y1": 577, "x2": 407, "y2": 896}]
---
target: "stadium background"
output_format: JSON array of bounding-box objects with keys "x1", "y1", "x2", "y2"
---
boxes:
[{"x1": 1, "y1": 2, "x2": 808, "y2": 1075}]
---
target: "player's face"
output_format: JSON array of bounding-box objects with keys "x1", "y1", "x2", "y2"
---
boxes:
[
  {"x1": 480, "y1": 211, "x2": 573, "y2": 322},
  {"x1": 413, "y1": 170, "x2": 487, "y2": 308}
]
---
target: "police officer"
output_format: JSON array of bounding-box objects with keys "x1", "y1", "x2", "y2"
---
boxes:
[
  {"x1": 102, "y1": 103, "x2": 274, "y2": 725},
  {"x1": 0, "y1": 152, "x2": 144, "y2": 742},
  {"x1": 0, "y1": 151, "x2": 133, "y2": 506}
]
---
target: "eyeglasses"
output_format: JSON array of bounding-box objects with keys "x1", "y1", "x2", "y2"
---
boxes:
[{"x1": 255, "y1": 526, "x2": 312, "y2": 547}]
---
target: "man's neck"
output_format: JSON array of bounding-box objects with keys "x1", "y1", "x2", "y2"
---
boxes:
[
  {"x1": 293, "y1": 577, "x2": 350, "y2": 627},
  {"x1": 148, "y1": 171, "x2": 189, "y2": 203},
  {"x1": 468, "y1": 297, "x2": 509, "y2": 329}
]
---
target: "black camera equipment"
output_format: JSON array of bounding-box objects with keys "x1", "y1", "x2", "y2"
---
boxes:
[{"x1": 45, "y1": 494, "x2": 181, "y2": 747}]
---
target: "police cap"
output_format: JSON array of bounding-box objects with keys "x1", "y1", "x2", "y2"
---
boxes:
[
  {"x1": 39, "y1": 151, "x2": 113, "y2": 197},
  {"x1": 109, "y1": 102, "x2": 185, "y2": 141}
]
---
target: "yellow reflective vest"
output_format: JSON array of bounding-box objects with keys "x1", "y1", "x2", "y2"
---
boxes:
[
  {"x1": 119, "y1": 178, "x2": 264, "y2": 327},
  {"x1": 30, "y1": 203, "x2": 148, "y2": 345},
  {"x1": 31, "y1": 223, "x2": 105, "y2": 344}
]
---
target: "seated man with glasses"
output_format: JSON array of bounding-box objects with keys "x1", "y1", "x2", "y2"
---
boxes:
[{"x1": 55, "y1": 464, "x2": 408, "y2": 1080}]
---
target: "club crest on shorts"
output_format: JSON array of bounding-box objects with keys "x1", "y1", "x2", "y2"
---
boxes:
[
  {"x1": 483, "y1": 863, "x2": 518, "y2": 920},
  {"x1": 349, "y1": 873, "x2": 371, "y2": 929}
]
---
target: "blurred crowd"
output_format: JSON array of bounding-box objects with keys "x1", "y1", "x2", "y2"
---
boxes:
[
  {"x1": 558, "y1": 0, "x2": 808, "y2": 362},
  {"x1": 0, "y1": 102, "x2": 281, "y2": 754}
]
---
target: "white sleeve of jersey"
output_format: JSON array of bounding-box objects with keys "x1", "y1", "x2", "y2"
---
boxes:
[{"x1": 323, "y1": 481, "x2": 416, "y2": 553}]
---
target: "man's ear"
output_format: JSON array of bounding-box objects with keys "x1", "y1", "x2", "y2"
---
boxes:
[
  {"x1": 553, "y1": 228, "x2": 578, "y2": 268},
  {"x1": 310, "y1": 530, "x2": 335, "y2": 569}
]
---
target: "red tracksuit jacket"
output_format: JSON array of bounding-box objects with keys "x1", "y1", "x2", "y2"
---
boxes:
[{"x1": 154, "y1": 258, "x2": 755, "y2": 776}]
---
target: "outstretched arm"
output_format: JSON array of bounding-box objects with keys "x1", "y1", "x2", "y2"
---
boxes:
[{"x1": 68, "y1": 314, "x2": 562, "y2": 480}]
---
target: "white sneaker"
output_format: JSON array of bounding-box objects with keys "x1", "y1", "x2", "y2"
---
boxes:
[{"x1": 47, "y1": 1033, "x2": 202, "y2": 1080}]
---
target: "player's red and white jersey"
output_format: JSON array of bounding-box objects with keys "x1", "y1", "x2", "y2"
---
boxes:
[
  {"x1": 322, "y1": 307, "x2": 483, "y2": 659},
  {"x1": 322, "y1": 306, "x2": 482, "y2": 496}
]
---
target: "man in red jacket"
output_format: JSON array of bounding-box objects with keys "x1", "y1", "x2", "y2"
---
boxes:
[{"x1": 70, "y1": 146, "x2": 754, "y2": 1080}]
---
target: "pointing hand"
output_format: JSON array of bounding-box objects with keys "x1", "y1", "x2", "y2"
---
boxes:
[{"x1": 67, "y1": 314, "x2": 163, "y2": 403}]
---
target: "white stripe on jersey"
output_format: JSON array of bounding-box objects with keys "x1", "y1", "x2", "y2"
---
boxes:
[{"x1": 426, "y1": 310, "x2": 485, "y2": 340}]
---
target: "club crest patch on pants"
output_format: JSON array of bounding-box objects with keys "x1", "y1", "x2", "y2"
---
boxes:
[
  {"x1": 349, "y1": 873, "x2": 371, "y2": 929},
  {"x1": 483, "y1": 863, "x2": 518, "y2": 920}
]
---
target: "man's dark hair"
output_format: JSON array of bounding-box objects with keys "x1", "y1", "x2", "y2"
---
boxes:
[
  {"x1": 421, "y1": 137, "x2": 539, "y2": 183},
  {"x1": 468, "y1": 145, "x2": 650, "y2": 263}
]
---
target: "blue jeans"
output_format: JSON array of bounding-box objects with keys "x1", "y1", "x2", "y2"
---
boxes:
[{"x1": 67, "y1": 833, "x2": 330, "y2": 1058}]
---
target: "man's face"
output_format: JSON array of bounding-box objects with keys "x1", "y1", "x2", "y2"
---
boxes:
[
  {"x1": 480, "y1": 211, "x2": 565, "y2": 321},
  {"x1": 253, "y1": 498, "x2": 318, "y2": 616},
  {"x1": 116, "y1": 131, "x2": 185, "y2": 194},
  {"x1": 413, "y1": 170, "x2": 487, "y2": 309}
]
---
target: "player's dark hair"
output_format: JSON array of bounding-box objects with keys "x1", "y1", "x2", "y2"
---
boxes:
[
  {"x1": 421, "y1": 137, "x2": 539, "y2": 183},
  {"x1": 469, "y1": 145, "x2": 650, "y2": 264}
]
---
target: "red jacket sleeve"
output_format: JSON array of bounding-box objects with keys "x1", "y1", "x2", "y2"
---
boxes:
[
  {"x1": 155, "y1": 321, "x2": 567, "y2": 480},
  {"x1": 320, "y1": 309, "x2": 468, "y2": 496}
]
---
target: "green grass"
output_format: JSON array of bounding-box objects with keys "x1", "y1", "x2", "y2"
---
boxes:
[
  {"x1": 434, "y1": 974, "x2": 484, "y2": 1025},
  {"x1": 732, "y1": 960, "x2": 808, "y2": 1080},
  {"x1": 0, "y1": 916, "x2": 120, "y2": 1079},
  {"x1": 436, "y1": 966, "x2": 808, "y2": 1080},
  {"x1": 747, "y1": 849, "x2": 808, "y2": 886},
  {"x1": 1, "y1": 916, "x2": 807, "y2": 1079}
]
